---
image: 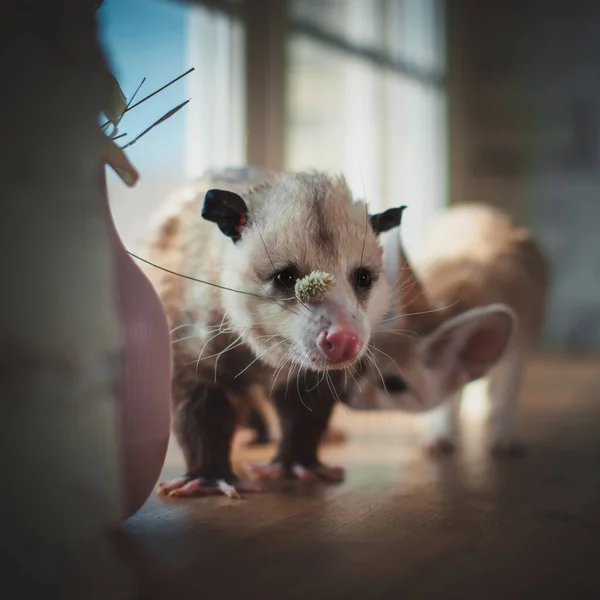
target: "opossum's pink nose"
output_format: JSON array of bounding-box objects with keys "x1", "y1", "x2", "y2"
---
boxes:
[{"x1": 318, "y1": 328, "x2": 364, "y2": 365}]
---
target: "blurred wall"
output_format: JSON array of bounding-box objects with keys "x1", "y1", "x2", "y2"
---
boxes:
[{"x1": 448, "y1": 0, "x2": 600, "y2": 352}]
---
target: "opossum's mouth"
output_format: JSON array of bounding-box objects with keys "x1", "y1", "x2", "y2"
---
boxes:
[{"x1": 300, "y1": 345, "x2": 367, "y2": 372}]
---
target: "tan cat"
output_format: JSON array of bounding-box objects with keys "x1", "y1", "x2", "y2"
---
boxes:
[{"x1": 347, "y1": 202, "x2": 550, "y2": 456}]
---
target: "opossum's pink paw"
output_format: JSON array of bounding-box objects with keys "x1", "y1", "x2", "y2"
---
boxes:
[
  {"x1": 425, "y1": 437, "x2": 457, "y2": 456},
  {"x1": 293, "y1": 463, "x2": 345, "y2": 482},
  {"x1": 246, "y1": 461, "x2": 345, "y2": 483},
  {"x1": 156, "y1": 476, "x2": 189, "y2": 495},
  {"x1": 245, "y1": 462, "x2": 286, "y2": 481},
  {"x1": 156, "y1": 476, "x2": 261, "y2": 499},
  {"x1": 490, "y1": 439, "x2": 526, "y2": 459}
]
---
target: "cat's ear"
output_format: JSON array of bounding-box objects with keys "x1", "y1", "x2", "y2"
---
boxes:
[
  {"x1": 419, "y1": 303, "x2": 515, "y2": 386},
  {"x1": 369, "y1": 205, "x2": 406, "y2": 236},
  {"x1": 202, "y1": 189, "x2": 249, "y2": 243}
]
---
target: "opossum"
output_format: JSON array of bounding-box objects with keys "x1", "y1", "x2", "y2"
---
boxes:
[
  {"x1": 141, "y1": 167, "x2": 404, "y2": 497},
  {"x1": 346, "y1": 202, "x2": 550, "y2": 457}
]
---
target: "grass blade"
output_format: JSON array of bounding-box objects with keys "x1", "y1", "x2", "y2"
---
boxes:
[{"x1": 121, "y1": 99, "x2": 190, "y2": 150}]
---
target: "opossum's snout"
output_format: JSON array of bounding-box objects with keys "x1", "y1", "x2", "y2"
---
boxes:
[
  {"x1": 317, "y1": 326, "x2": 364, "y2": 365},
  {"x1": 296, "y1": 297, "x2": 371, "y2": 370}
]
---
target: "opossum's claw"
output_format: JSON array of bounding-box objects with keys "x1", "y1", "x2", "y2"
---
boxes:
[
  {"x1": 156, "y1": 475, "x2": 262, "y2": 499},
  {"x1": 246, "y1": 461, "x2": 345, "y2": 483}
]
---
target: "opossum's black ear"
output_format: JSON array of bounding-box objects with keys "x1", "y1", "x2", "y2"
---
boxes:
[
  {"x1": 202, "y1": 189, "x2": 249, "y2": 243},
  {"x1": 369, "y1": 205, "x2": 406, "y2": 236}
]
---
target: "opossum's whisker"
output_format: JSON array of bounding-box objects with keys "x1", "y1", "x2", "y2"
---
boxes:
[
  {"x1": 285, "y1": 355, "x2": 301, "y2": 400},
  {"x1": 388, "y1": 265, "x2": 464, "y2": 320},
  {"x1": 368, "y1": 344, "x2": 408, "y2": 385},
  {"x1": 234, "y1": 338, "x2": 288, "y2": 379},
  {"x1": 201, "y1": 336, "x2": 232, "y2": 379},
  {"x1": 347, "y1": 365, "x2": 362, "y2": 393},
  {"x1": 271, "y1": 351, "x2": 290, "y2": 397},
  {"x1": 301, "y1": 366, "x2": 316, "y2": 395},
  {"x1": 214, "y1": 331, "x2": 248, "y2": 382},
  {"x1": 325, "y1": 372, "x2": 341, "y2": 406},
  {"x1": 202, "y1": 320, "x2": 269, "y2": 335},
  {"x1": 270, "y1": 347, "x2": 298, "y2": 395},
  {"x1": 368, "y1": 349, "x2": 419, "y2": 405},
  {"x1": 202, "y1": 325, "x2": 235, "y2": 336},
  {"x1": 285, "y1": 351, "x2": 312, "y2": 400},
  {"x1": 390, "y1": 269, "x2": 432, "y2": 309},
  {"x1": 287, "y1": 352, "x2": 312, "y2": 412},
  {"x1": 270, "y1": 353, "x2": 292, "y2": 397},
  {"x1": 184, "y1": 339, "x2": 247, "y2": 367},
  {"x1": 378, "y1": 298, "x2": 461, "y2": 324},
  {"x1": 296, "y1": 366, "x2": 305, "y2": 410},
  {"x1": 192, "y1": 328, "x2": 245, "y2": 380},
  {"x1": 195, "y1": 329, "x2": 233, "y2": 373},
  {"x1": 171, "y1": 334, "x2": 202, "y2": 345},
  {"x1": 253, "y1": 333, "x2": 281, "y2": 343},
  {"x1": 218, "y1": 310, "x2": 230, "y2": 333},
  {"x1": 363, "y1": 347, "x2": 389, "y2": 397},
  {"x1": 170, "y1": 323, "x2": 197, "y2": 335},
  {"x1": 387, "y1": 273, "x2": 402, "y2": 295},
  {"x1": 356, "y1": 163, "x2": 369, "y2": 313},
  {"x1": 325, "y1": 371, "x2": 350, "y2": 416},
  {"x1": 325, "y1": 371, "x2": 336, "y2": 401},
  {"x1": 380, "y1": 328, "x2": 420, "y2": 339},
  {"x1": 246, "y1": 186, "x2": 278, "y2": 275},
  {"x1": 305, "y1": 369, "x2": 326, "y2": 393}
]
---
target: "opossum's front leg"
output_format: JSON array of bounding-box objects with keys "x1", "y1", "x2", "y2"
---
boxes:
[
  {"x1": 248, "y1": 373, "x2": 345, "y2": 483},
  {"x1": 157, "y1": 385, "x2": 260, "y2": 498}
]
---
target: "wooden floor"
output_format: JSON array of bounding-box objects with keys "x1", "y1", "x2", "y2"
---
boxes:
[{"x1": 118, "y1": 354, "x2": 600, "y2": 599}]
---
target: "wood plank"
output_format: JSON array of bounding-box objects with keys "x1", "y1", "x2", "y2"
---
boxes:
[{"x1": 117, "y1": 354, "x2": 600, "y2": 599}]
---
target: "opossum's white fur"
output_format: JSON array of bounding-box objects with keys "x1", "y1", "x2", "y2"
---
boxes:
[
  {"x1": 347, "y1": 203, "x2": 549, "y2": 455},
  {"x1": 219, "y1": 173, "x2": 390, "y2": 370},
  {"x1": 142, "y1": 167, "x2": 394, "y2": 387}
]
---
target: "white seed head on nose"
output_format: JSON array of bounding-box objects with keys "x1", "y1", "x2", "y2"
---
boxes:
[{"x1": 294, "y1": 271, "x2": 336, "y2": 304}]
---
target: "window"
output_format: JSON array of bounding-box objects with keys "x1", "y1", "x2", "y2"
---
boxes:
[
  {"x1": 99, "y1": 0, "x2": 195, "y2": 249},
  {"x1": 185, "y1": 4, "x2": 246, "y2": 180},
  {"x1": 99, "y1": 0, "x2": 447, "y2": 259},
  {"x1": 285, "y1": 0, "x2": 447, "y2": 256}
]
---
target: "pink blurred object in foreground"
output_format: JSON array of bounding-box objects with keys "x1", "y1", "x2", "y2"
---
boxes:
[{"x1": 102, "y1": 170, "x2": 172, "y2": 519}]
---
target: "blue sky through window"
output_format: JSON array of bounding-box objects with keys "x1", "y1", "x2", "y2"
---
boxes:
[{"x1": 98, "y1": 0, "x2": 192, "y2": 179}]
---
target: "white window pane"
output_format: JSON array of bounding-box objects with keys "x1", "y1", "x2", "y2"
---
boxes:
[
  {"x1": 384, "y1": 75, "x2": 447, "y2": 258},
  {"x1": 285, "y1": 1, "x2": 447, "y2": 227},
  {"x1": 286, "y1": 34, "x2": 386, "y2": 212},
  {"x1": 185, "y1": 6, "x2": 246, "y2": 179},
  {"x1": 386, "y1": 0, "x2": 446, "y2": 75},
  {"x1": 289, "y1": 0, "x2": 445, "y2": 77}
]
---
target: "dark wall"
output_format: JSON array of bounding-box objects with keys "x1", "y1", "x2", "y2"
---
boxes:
[{"x1": 448, "y1": 0, "x2": 600, "y2": 352}]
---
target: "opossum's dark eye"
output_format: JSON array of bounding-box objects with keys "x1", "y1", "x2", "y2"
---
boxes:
[
  {"x1": 353, "y1": 268, "x2": 373, "y2": 290},
  {"x1": 380, "y1": 375, "x2": 408, "y2": 393},
  {"x1": 273, "y1": 267, "x2": 299, "y2": 290}
]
